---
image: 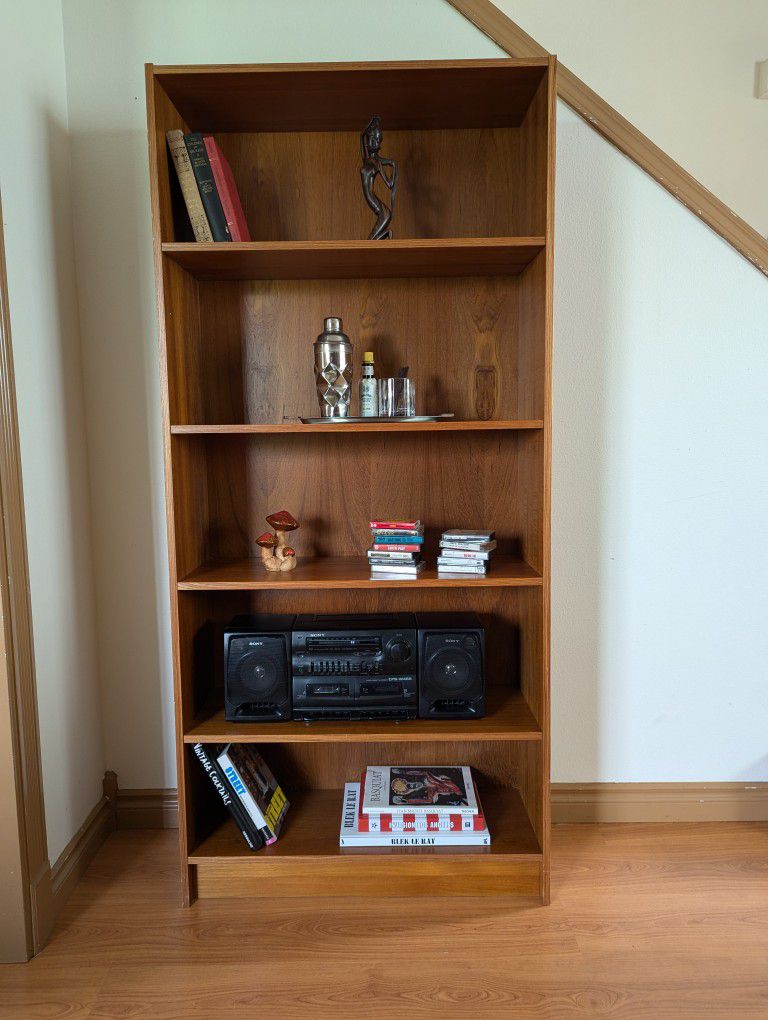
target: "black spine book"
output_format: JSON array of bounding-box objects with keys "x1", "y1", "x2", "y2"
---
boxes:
[
  {"x1": 183, "y1": 133, "x2": 231, "y2": 242},
  {"x1": 192, "y1": 743, "x2": 262, "y2": 851}
]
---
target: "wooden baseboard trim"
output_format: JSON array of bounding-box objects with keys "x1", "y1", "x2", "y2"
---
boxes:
[
  {"x1": 447, "y1": 0, "x2": 768, "y2": 277},
  {"x1": 552, "y1": 782, "x2": 768, "y2": 823},
  {"x1": 117, "y1": 787, "x2": 179, "y2": 829},
  {"x1": 30, "y1": 773, "x2": 118, "y2": 943},
  {"x1": 113, "y1": 783, "x2": 768, "y2": 829}
]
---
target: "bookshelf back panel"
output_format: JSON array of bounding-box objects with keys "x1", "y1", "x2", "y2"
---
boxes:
[
  {"x1": 170, "y1": 430, "x2": 543, "y2": 575},
  {"x1": 178, "y1": 587, "x2": 543, "y2": 729},
  {"x1": 172, "y1": 264, "x2": 545, "y2": 425}
]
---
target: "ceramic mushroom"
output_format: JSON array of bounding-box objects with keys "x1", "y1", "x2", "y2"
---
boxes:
[
  {"x1": 256, "y1": 531, "x2": 281, "y2": 571},
  {"x1": 265, "y1": 510, "x2": 299, "y2": 571}
]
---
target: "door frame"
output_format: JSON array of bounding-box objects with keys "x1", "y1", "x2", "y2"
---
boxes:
[{"x1": 0, "y1": 190, "x2": 51, "y2": 961}]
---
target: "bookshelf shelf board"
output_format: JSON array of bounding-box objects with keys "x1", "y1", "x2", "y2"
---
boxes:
[
  {"x1": 189, "y1": 788, "x2": 542, "y2": 864},
  {"x1": 161, "y1": 238, "x2": 546, "y2": 281},
  {"x1": 184, "y1": 689, "x2": 542, "y2": 744},
  {"x1": 171, "y1": 420, "x2": 545, "y2": 435},
  {"x1": 177, "y1": 555, "x2": 543, "y2": 591}
]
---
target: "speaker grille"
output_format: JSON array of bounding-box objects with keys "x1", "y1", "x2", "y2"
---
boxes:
[
  {"x1": 425, "y1": 643, "x2": 474, "y2": 695},
  {"x1": 226, "y1": 635, "x2": 289, "y2": 720}
]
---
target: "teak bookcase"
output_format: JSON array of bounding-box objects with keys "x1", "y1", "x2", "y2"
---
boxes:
[{"x1": 146, "y1": 58, "x2": 555, "y2": 904}]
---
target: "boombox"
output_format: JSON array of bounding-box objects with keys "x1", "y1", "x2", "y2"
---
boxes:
[{"x1": 224, "y1": 612, "x2": 485, "y2": 723}]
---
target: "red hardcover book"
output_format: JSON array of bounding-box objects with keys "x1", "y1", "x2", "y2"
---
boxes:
[
  {"x1": 369, "y1": 520, "x2": 420, "y2": 530},
  {"x1": 203, "y1": 135, "x2": 250, "y2": 242},
  {"x1": 356, "y1": 772, "x2": 486, "y2": 832},
  {"x1": 371, "y1": 543, "x2": 421, "y2": 552}
]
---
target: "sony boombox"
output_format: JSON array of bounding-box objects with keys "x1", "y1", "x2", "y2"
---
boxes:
[{"x1": 224, "y1": 612, "x2": 485, "y2": 723}]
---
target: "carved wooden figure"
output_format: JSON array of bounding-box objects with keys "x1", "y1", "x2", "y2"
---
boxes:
[{"x1": 257, "y1": 510, "x2": 299, "y2": 571}]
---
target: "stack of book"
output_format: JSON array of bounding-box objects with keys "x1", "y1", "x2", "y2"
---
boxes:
[
  {"x1": 193, "y1": 743, "x2": 289, "y2": 851},
  {"x1": 437, "y1": 529, "x2": 496, "y2": 577},
  {"x1": 368, "y1": 519, "x2": 425, "y2": 580},
  {"x1": 167, "y1": 130, "x2": 250, "y2": 242},
  {"x1": 339, "y1": 765, "x2": 490, "y2": 848}
]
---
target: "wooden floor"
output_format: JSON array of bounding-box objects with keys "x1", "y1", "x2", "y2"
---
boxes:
[{"x1": 2, "y1": 822, "x2": 767, "y2": 1018}]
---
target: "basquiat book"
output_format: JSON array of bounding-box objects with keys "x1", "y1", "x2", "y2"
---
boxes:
[{"x1": 361, "y1": 765, "x2": 478, "y2": 815}]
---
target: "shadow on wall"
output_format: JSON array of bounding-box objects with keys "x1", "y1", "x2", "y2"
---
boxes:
[
  {"x1": 63, "y1": 116, "x2": 172, "y2": 788},
  {"x1": 550, "y1": 106, "x2": 613, "y2": 781},
  {"x1": 35, "y1": 112, "x2": 105, "y2": 844}
]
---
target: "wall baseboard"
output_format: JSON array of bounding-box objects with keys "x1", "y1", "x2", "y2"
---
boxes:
[
  {"x1": 116, "y1": 787, "x2": 179, "y2": 829},
  {"x1": 30, "y1": 773, "x2": 117, "y2": 946},
  {"x1": 113, "y1": 782, "x2": 768, "y2": 829},
  {"x1": 551, "y1": 782, "x2": 768, "y2": 823}
]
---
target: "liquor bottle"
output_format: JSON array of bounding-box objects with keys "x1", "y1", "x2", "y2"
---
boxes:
[{"x1": 359, "y1": 351, "x2": 377, "y2": 417}]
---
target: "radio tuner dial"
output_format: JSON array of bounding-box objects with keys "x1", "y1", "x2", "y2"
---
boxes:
[{"x1": 386, "y1": 637, "x2": 412, "y2": 663}]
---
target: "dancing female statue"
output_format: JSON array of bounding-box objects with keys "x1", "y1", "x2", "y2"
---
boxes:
[{"x1": 360, "y1": 116, "x2": 398, "y2": 240}]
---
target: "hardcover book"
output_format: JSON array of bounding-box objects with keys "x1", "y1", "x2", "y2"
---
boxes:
[
  {"x1": 361, "y1": 766, "x2": 478, "y2": 815},
  {"x1": 357, "y1": 776, "x2": 486, "y2": 832},
  {"x1": 192, "y1": 743, "x2": 262, "y2": 851},
  {"x1": 184, "y1": 132, "x2": 231, "y2": 241},
  {"x1": 203, "y1": 135, "x2": 250, "y2": 241},
  {"x1": 340, "y1": 783, "x2": 490, "y2": 848},
  {"x1": 216, "y1": 744, "x2": 289, "y2": 844},
  {"x1": 166, "y1": 130, "x2": 213, "y2": 242}
]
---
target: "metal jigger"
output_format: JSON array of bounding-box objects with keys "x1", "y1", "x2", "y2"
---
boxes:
[{"x1": 313, "y1": 317, "x2": 353, "y2": 418}]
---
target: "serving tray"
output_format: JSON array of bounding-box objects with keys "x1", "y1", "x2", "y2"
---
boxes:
[{"x1": 299, "y1": 414, "x2": 455, "y2": 424}]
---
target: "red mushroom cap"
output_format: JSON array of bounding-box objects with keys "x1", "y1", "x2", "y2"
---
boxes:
[
  {"x1": 266, "y1": 510, "x2": 298, "y2": 532},
  {"x1": 282, "y1": 546, "x2": 296, "y2": 557},
  {"x1": 256, "y1": 532, "x2": 278, "y2": 548}
]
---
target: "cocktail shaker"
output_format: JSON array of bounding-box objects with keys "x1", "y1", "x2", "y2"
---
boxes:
[{"x1": 313, "y1": 316, "x2": 353, "y2": 418}]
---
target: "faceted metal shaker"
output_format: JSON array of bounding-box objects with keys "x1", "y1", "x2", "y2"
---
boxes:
[{"x1": 313, "y1": 316, "x2": 353, "y2": 418}]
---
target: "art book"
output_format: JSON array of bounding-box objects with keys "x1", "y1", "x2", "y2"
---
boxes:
[
  {"x1": 357, "y1": 775, "x2": 486, "y2": 832},
  {"x1": 340, "y1": 784, "x2": 491, "y2": 848},
  {"x1": 361, "y1": 765, "x2": 477, "y2": 815}
]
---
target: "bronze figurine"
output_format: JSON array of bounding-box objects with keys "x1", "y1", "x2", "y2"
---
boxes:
[{"x1": 360, "y1": 116, "x2": 397, "y2": 240}]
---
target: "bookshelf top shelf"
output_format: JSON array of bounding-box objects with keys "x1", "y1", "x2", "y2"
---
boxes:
[
  {"x1": 152, "y1": 58, "x2": 550, "y2": 132},
  {"x1": 161, "y1": 238, "x2": 546, "y2": 281},
  {"x1": 178, "y1": 555, "x2": 543, "y2": 591}
]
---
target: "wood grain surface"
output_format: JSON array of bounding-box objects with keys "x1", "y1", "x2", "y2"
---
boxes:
[{"x1": 2, "y1": 823, "x2": 767, "y2": 1017}]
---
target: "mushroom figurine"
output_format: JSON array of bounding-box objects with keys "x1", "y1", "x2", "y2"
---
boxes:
[
  {"x1": 279, "y1": 546, "x2": 296, "y2": 571},
  {"x1": 256, "y1": 531, "x2": 281, "y2": 571},
  {"x1": 265, "y1": 510, "x2": 299, "y2": 571}
]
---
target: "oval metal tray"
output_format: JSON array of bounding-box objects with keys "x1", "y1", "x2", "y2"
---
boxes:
[{"x1": 299, "y1": 414, "x2": 455, "y2": 424}]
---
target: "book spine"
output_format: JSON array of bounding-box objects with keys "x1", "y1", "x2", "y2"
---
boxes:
[
  {"x1": 372, "y1": 543, "x2": 422, "y2": 553},
  {"x1": 218, "y1": 750, "x2": 275, "y2": 844},
  {"x1": 203, "y1": 135, "x2": 249, "y2": 242},
  {"x1": 184, "y1": 133, "x2": 231, "y2": 241},
  {"x1": 191, "y1": 743, "x2": 262, "y2": 851},
  {"x1": 371, "y1": 528, "x2": 423, "y2": 537},
  {"x1": 341, "y1": 832, "x2": 490, "y2": 847},
  {"x1": 439, "y1": 550, "x2": 491, "y2": 561},
  {"x1": 369, "y1": 520, "x2": 419, "y2": 530},
  {"x1": 358, "y1": 811, "x2": 485, "y2": 832},
  {"x1": 166, "y1": 130, "x2": 213, "y2": 242},
  {"x1": 372, "y1": 535, "x2": 424, "y2": 545}
]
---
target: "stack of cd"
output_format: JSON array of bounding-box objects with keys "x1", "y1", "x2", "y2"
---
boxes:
[
  {"x1": 367, "y1": 519, "x2": 425, "y2": 579},
  {"x1": 437, "y1": 529, "x2": 496, "y2": 577}
]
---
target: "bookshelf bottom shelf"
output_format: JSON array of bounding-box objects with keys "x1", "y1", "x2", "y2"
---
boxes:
[{"x1": 190, "y1": 787, "x2": 543, "y2": 898}]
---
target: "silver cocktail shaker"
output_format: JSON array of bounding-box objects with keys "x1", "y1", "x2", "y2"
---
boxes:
[{"x1": 313, "y1": 316, "x2": 353, "y2": 418}]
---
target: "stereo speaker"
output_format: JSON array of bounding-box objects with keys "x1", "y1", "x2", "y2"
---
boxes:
[
  {"x1": 224, "y1": 614, "x2": 294, "y2": 722},
  {"x1": 416, "y1": 612, "x2": 485, "y2": 719}
]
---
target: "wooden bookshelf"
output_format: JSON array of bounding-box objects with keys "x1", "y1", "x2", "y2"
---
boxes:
[{"x1": 146, "y1": 57, "x2": 555, "y2": 904}]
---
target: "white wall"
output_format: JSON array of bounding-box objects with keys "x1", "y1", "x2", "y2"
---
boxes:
[
  {"x1": 1, "y1": 2, "x2": 104, "y2": 861},
  {"x1": 497, "y1": 0, "x2": 768, "y2": 236},
  {"x1": 58, "y1": 0, "x2": 768, "y2": 787}
]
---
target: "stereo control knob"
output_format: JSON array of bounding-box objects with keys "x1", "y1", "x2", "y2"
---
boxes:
[{"x1": 386, "y1": 638, "x2": 412, "y2": 663}]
